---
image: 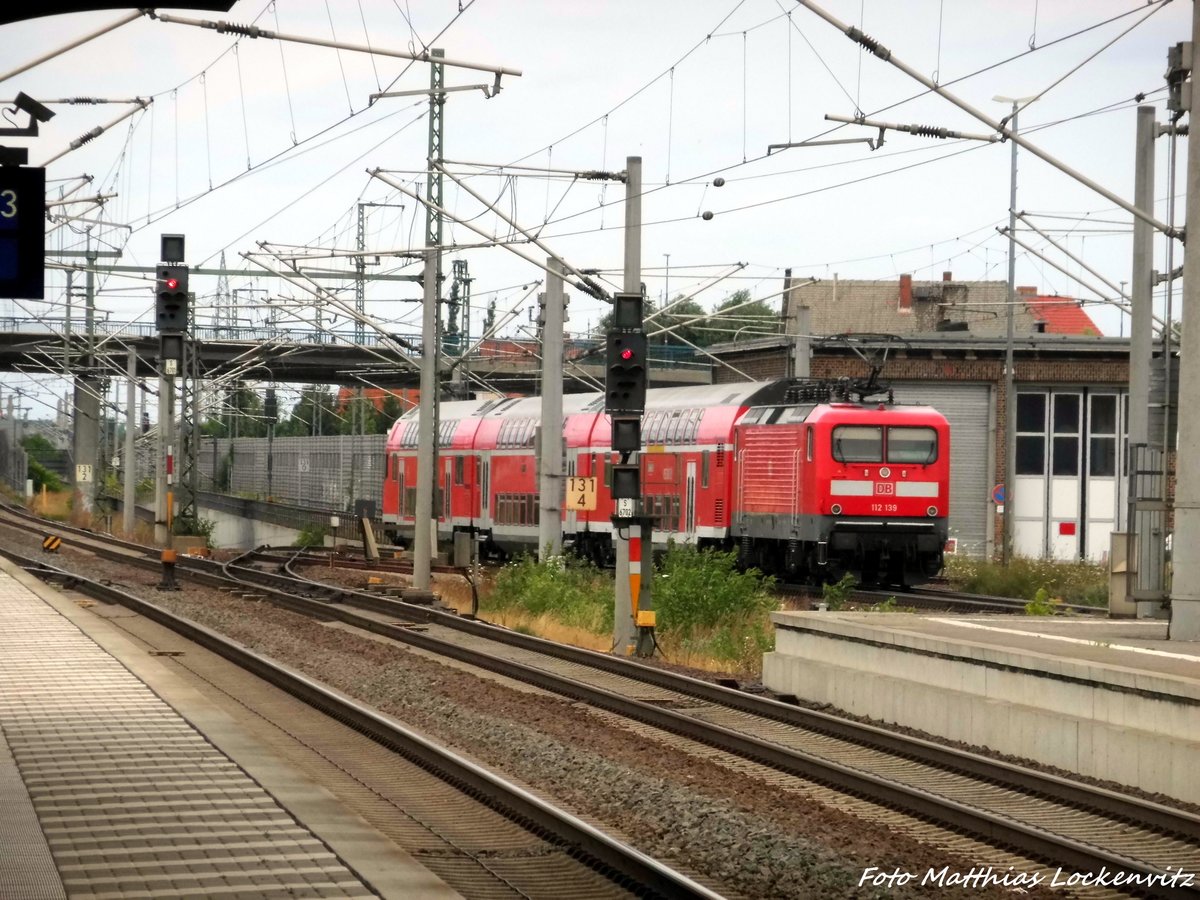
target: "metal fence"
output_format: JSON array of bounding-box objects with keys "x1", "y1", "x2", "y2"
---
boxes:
[
  {"x1": 0, "y1": 430, "x2": 28, "y2": 493},
  {"x1": 196, "y1": 434, "x2": 386, "y2": 513}
]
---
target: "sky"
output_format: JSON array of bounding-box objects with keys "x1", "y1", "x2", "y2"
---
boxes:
[{"x1": 0, "y1": 0, "x2": 1191, "y2": 420}]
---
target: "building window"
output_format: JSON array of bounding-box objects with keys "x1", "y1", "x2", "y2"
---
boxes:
[
  {"x1": 1052, "y1": 393, "x2": 1080, "y2": 476},
  {"x1": 1089, "y1": 394, "x2": 1117, "y2": 477},
  {"x1": 1016, "y1": 393, "x2": 1047, "y2": 476}
]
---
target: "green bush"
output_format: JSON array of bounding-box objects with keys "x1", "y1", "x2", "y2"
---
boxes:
[
  {"x1": 27, "y1": 458, "x2": 64, "y2": 492},
  {"x1": 485, "y1": 554, "x2": 613, "y2": 632},
  {"x1": 174, "y1": 516, "x2": 215, "y2": 541},
  {"x1": 652, "y1": 543, "x2": 777, "y2": 638},
  {"x1": 944, "y1": 555, "x2": 1106, "y2": 607},
  {"x1": 294, "y1": 524, "x2": 328, "y2": 548}
]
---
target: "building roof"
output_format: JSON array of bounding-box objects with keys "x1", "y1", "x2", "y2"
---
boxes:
[
  {"x1": 1025, "y1": 294, "x2": 1103, "y2": 336},
  {"x1": 786, "y1": 275, "x2": 1104, "y2": 339}
]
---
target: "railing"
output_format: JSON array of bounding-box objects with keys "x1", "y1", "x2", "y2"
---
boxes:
[{"x1": 0, "y1": 318, "x2": 711, "y2": 371}]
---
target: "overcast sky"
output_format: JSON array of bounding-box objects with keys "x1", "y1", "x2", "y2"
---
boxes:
[{"x1": 0, "y1": 0, "x2": 1191, "y2": 416}]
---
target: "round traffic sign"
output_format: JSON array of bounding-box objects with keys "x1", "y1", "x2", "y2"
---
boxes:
[{"x1": 991, "y1": 483, "x2": 1006, "y2": 504}]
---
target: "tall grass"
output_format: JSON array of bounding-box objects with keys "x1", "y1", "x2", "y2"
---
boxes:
[
  {"x1": 944, "y1": 555, "x2": 1107, "y2": 606},
  {"x1": 480, "y1": 546, "x2": 778, "y2": 677}
]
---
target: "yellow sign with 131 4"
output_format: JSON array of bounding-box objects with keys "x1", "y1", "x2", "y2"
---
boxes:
[{"x1": 565, "y1": 476, "x2": 597, "y2": 511}]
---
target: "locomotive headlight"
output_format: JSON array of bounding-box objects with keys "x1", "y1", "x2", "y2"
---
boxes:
[
  {"x1": 927, "y1": 505, "x2": 938, "y2": 517},
  {"x1": 831, "y1": 503, "x2": 843, "y2": 515}
]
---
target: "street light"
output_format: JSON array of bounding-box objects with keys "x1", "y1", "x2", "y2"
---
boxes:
[{"x1": 995, "y1": 95, "x2": 1035, "y2": 565}]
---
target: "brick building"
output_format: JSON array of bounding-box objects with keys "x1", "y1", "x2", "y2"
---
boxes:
[{"x1": 707, "y1": 275, "x2": 1175, "y2": 562}]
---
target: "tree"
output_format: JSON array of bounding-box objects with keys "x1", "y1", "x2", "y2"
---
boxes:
[
  {"x1": 276, "y1": 386, "x2": 339, "y2": 436},
  {"x1": 201, "y1": 384, "x2": 268, "y2": 437},
  {"x1": 708, "y1": 290, "x2": 781, "y2": 343},
  {"x1": 654, "y1": 297, "x2": 712, "y2": 347},
  {"x1": 377, "y1": 394, "x2": 404, "y2": 434}
]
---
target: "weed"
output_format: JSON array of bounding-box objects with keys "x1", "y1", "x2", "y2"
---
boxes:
[
  {"x1": 294, "y1": 524, "x2": 329, "y2": 548},
  {"x1": 821, "y1": 573, "x2": 857, "y2": 611},
  {"x1": 1024, "y1": 587, "x2": 1059, "y2": 616}
]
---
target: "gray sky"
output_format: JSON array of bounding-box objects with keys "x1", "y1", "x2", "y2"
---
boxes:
[{"x1": 0, "y1": 0, "x2": 1190, "y2": 417}]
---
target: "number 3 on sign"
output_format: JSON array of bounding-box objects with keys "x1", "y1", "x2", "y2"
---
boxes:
[{"x1": 565, "y1": 476, "x2": 597, "y2": 511}]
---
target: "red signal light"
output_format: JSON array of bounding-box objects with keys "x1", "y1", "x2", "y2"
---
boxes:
[
  {"x1": 620, "y1": 348, "x2": 635, "y2": 361},
  {"x1": 164, "y1": 278, "x2": 178, "y2": 290}
]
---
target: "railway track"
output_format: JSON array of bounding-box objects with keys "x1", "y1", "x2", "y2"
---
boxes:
[
  {"x1": 1, "y1": 541, "x2": 722, "y2": 899},
  {"x1": 5, "y1": 503, "x2": 1199, "y2": 897}
]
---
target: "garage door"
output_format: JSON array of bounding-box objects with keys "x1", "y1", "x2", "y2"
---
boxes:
[{"x1": 891, "y1": 382, "x2": 992, "y2": 558}]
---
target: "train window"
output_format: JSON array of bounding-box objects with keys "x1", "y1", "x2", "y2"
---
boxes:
[
  {"x1": 701, "y1": 451, "x2": 710, "y2": 488},
  {"x1": 741, "y1": 408, "x2": 765, "y2": 425},
  {"x1": 667, "y1": 410, "x2": 683, "y2": 443},
  {"x1": 832, "y1": 426, "x2": 882, "y2": 463},
  {"x1": 887, "y1": 427, "x2": 937, "y2": 464},
  {"x1": 455, "y1": 456, "x2": 465, "y2": 485},
  {"x1": 806, "y1": 427, "x2": 813, "y2": 462}
]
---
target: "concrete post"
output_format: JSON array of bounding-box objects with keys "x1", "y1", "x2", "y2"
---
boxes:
[
  {"x1": 413, "y1": 248, "x2": 438, "y2": 591},
  {"x1": 123, "y1": 350, "x2": 136, "y2": 536},
  {"x1": 784, "y1": 268, "x2": 811, "y2": 378},
  {"x1": 1128, "y1": 105, "x2": 1156, "y2": 450},
  {"x1": 1168, "y1": 2, "x2": 1200, "y2": 640},
  {"x1": 154, "y1": 374, "x2": 167, "y2": 544},
  {"x1": 538, "y1": 257, "x2": 565, "y2": 560}
]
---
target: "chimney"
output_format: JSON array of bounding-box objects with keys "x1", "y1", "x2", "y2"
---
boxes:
[
  {"x1": 1017, "y1": 285, "x2": 1038, "y2": 297},
  {"x1": 898, "y1": 274, "x2": 913, "y2": 313},
  {"x1": 942, "y1": 271, "x2": 952, "y2": 282}
]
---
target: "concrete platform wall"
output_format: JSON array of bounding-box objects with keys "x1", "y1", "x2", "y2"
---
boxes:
[{"x1": 764, "y1": 615, "x2": 1200, "y2": 805}]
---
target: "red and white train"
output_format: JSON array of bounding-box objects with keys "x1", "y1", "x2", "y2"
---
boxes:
[{"x1": 381, "y1": 378, "x2": 950, "y2": 585}]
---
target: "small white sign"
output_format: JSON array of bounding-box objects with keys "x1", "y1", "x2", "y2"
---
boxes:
[
  {"x1": 75, "y1": 464, "x2": 94, "y2": 483},
  {"x1": 329, "y1": 515, "x2": 340, "y2": 528},
  {"x1": 615, "y1": 497, "x2": 635, "y2": 519},
  {"x1": 112, "y1": 455, "x2": 121, "y2": 468},
  {"x1": 163, "y1": 359, "x2": 178, "y2": 376}
]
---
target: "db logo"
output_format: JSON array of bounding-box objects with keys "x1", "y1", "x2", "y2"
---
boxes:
[{"x1": 875, "y1": 482, "x2": 895, "y2": 495}]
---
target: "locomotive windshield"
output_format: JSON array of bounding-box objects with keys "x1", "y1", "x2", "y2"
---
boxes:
[
  {"x1": 832, "y1": 426, "x2": 883, "y2": 462},
  {"x1": 832, "y1": 425, "x2": 938, "y2": 464},
  {"x1": 887, "y1": 426, "x2": 938, "y2": 464}
]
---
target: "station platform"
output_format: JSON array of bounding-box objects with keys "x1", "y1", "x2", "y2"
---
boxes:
[
  {"x1": 763, "y1": 610, "x2": 1200, "y2": 805},
  {"x1": 0, "y1": 558, "x2": 459, "y2": 899}
]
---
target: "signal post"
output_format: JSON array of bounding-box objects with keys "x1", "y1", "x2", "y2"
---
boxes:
[
  {"x1": 610, "y1": 156, "x2": 653, "y2": 656},
  {"x1": 154, "y1": 235, "x2": 188, "y2": 589}
]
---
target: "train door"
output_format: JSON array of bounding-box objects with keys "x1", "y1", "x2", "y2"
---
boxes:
[
  {"x1": 478, "y1": 456, "x2": 491, "y2": 528},
  {"x1": 684, "y1": 460, "x2": 696, "y2": 540},
  {"x1": 442, "y1": 457, "x2": 452, "y2": 534}
]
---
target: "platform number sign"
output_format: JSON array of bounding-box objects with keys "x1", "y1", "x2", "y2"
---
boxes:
[
  {"x1": 0, "y1": 166, "x2": 46, "y2": 300},
  {"x1": 566, "y1": 476, "x2": 597, "y2": 511}
]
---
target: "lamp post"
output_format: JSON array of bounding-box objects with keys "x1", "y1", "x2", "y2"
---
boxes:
[{"x1": 994, "y1": 95, "x2": 1034, "y2": 565}]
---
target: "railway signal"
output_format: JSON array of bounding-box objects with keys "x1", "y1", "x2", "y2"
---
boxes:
[
  {"x1": 605, "y1": 332, "x2": 647, "y2": 416},
  {"x1": 155, "y1": 263, "x2": 190, "y2": 334}
]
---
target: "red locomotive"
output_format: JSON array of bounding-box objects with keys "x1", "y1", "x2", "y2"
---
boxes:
[{"x1": 381, "y1": 375, "x2": 950, "y2": 586}]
